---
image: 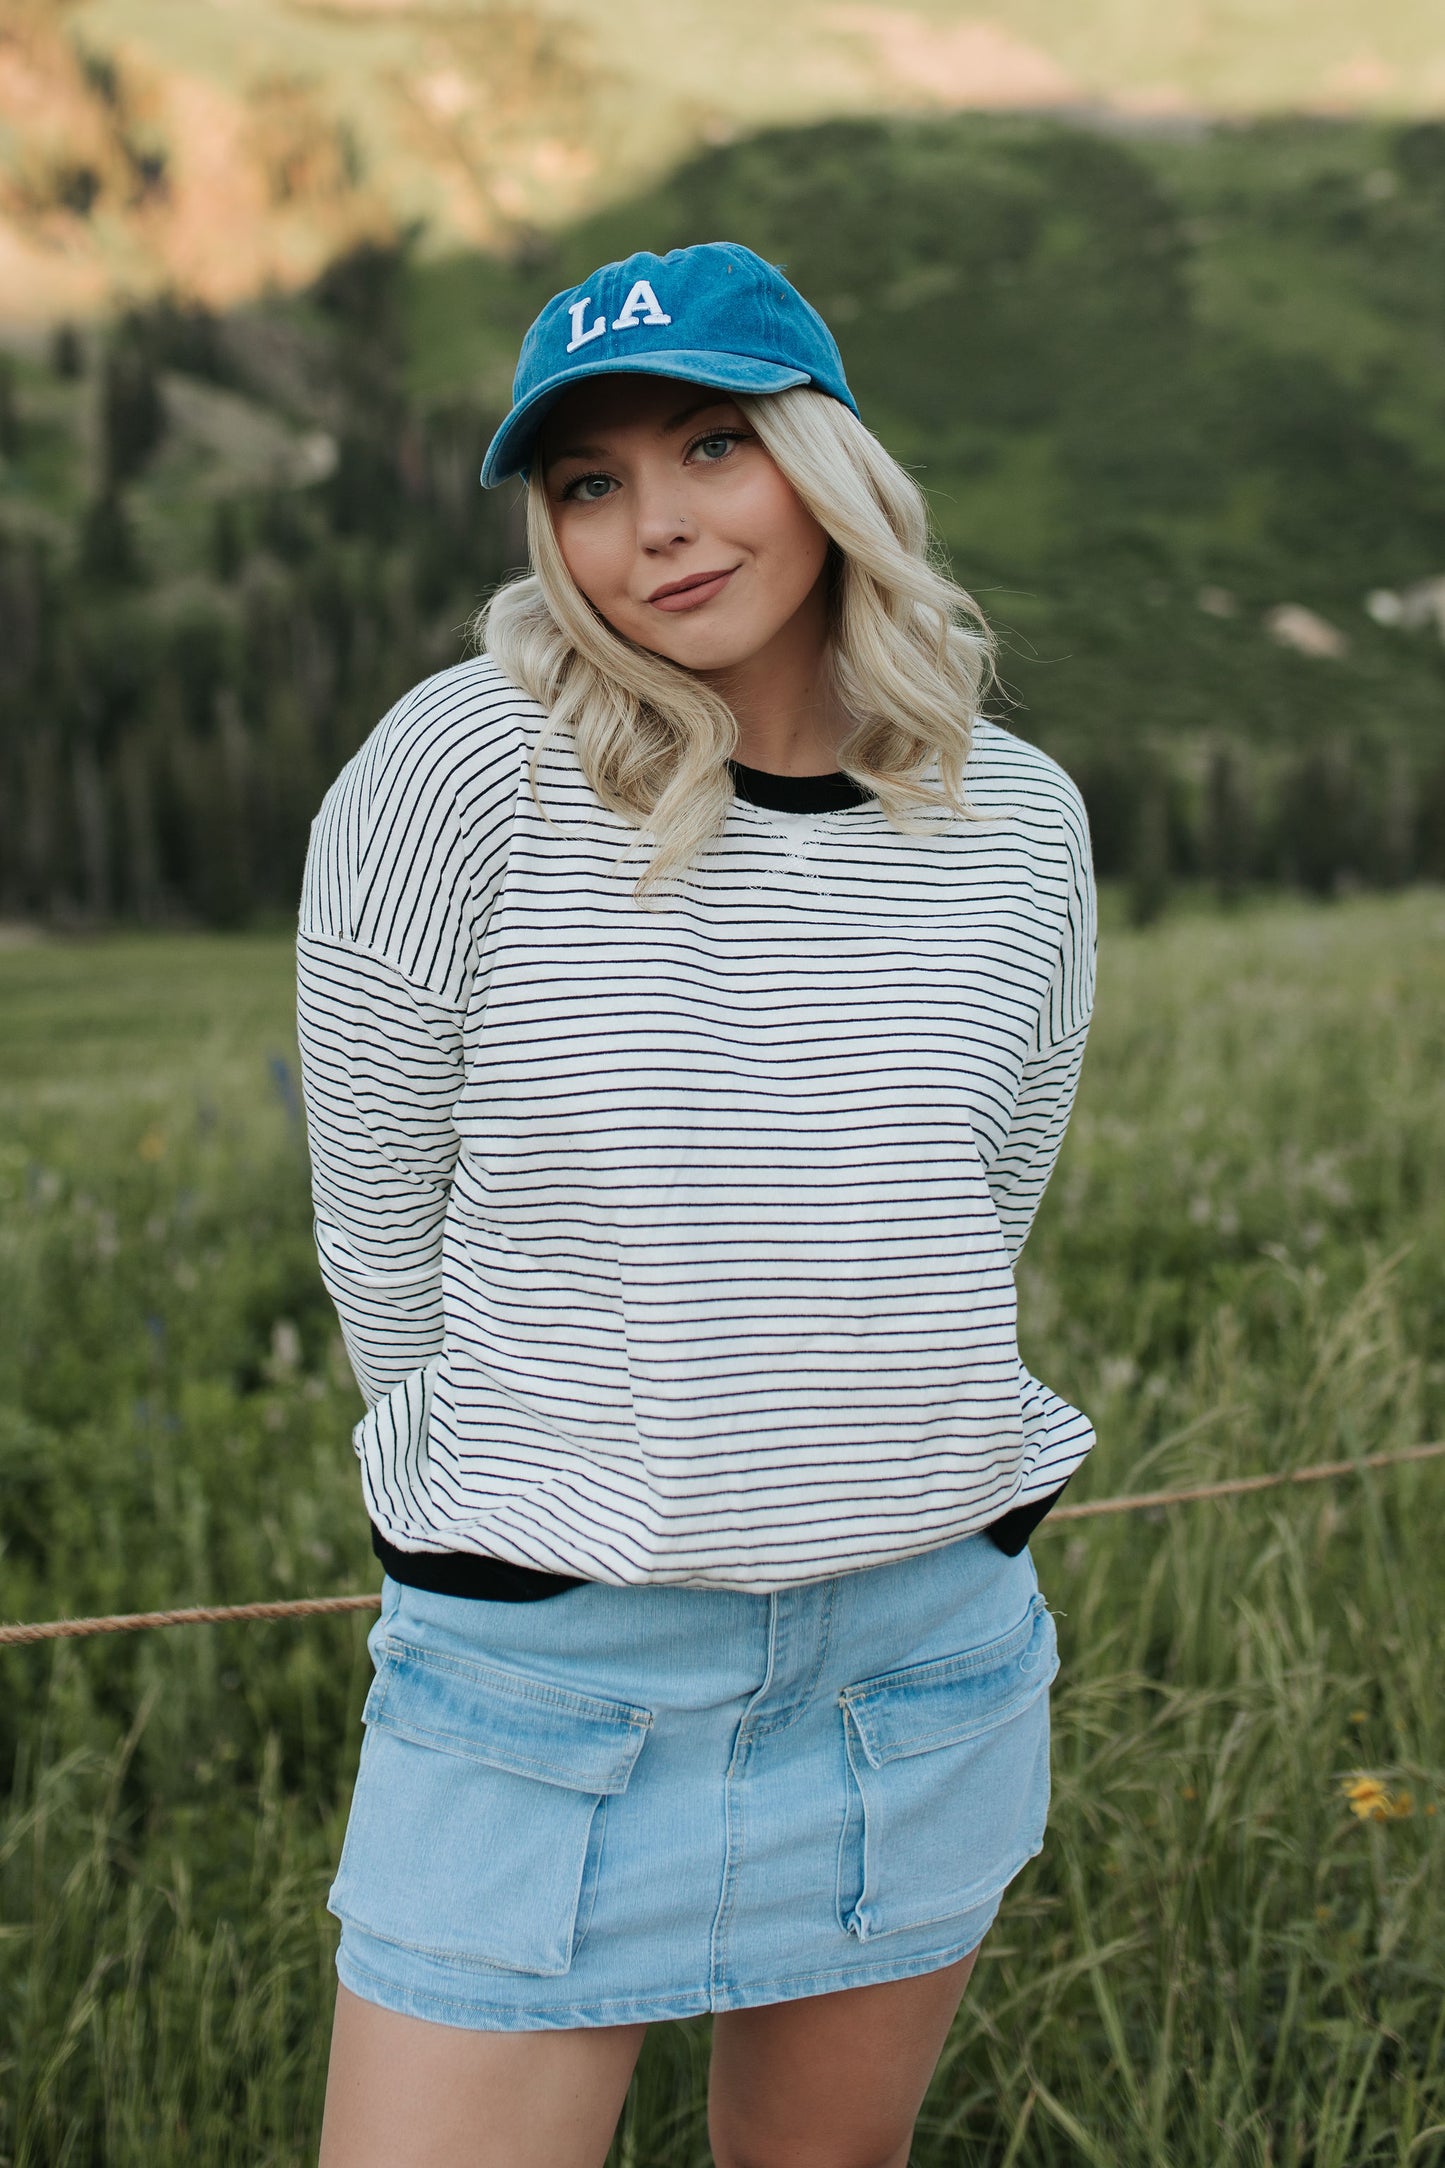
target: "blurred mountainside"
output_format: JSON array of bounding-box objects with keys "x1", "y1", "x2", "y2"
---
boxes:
[
  {"x1": 4, "y1": 0, "x2": 1445, "y2": 327},
  {"x1": 0, "y1": 109, "x2": 1444, "y2": 928}
]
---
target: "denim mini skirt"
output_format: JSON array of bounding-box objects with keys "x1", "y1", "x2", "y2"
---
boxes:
[{"x1": 328, "y1": 1530, "x2": 1060, "y2": 2031}]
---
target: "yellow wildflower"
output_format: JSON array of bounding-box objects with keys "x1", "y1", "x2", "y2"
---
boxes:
[
  {"x1": 1341, "y1": 1775, "x2": 1411, "y2": 1821},
  {"x1": 1349, "y1": 1710, "x2": 1368, "y2": 1724},
  {"x1": 138, "y1": 1128, "x2": 166, "y2": 1162}
]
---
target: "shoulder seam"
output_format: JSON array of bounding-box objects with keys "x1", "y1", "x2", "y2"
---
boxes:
[{"x1": 295, "y1": 928, "x2": 470, "y2": 1016}]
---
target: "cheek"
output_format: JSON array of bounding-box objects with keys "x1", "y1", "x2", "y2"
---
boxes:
[
  {"x1": 736, "y1": 466, "x2": 823, "y2": 559},
  {"x1": 745, "y1": 475, "x2": 829, "y2": 588},
  {"x1": 554, "y1": 518, "x2": 630, "y2": 614}
]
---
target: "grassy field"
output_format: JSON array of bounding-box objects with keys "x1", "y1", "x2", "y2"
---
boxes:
[{"x1": 1, "y1": 890, "x2": 1443, "y2": 2164}]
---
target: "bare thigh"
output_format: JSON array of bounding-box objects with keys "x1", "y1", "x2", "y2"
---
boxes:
[
  {"x1": 707, "y1": 1943, "x2": 983, "y2": 2168},
  {"x1": 316, "y1": 1982, "x2": 645, "y2": 2168}
]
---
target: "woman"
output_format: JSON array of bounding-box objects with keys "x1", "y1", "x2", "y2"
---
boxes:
[{"x1": 298, "y1": 241, "x2": 1096, "y2": 2168}]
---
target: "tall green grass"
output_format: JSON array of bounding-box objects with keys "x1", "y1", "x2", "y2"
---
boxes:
[{"x1": 1, "y1": 892, "x2": 1442, "y2": 2164}]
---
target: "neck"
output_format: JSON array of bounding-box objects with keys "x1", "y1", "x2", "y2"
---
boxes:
[{"x1": 699, "y1": 575, "x2": 848, "y2": 776}]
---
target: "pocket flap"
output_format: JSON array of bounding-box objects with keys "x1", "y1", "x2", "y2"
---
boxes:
[
  {"x1": 364, "y1": 1640, "x2": 651, "y2": 1794},
  {"x1": 840, "y1": 1593, "x2": 1056, "y2": 1769}
]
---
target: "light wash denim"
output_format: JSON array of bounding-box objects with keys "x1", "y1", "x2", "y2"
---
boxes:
[{"x1": 329, "y1": 1531, "x2": 1059, "y2": 2030}]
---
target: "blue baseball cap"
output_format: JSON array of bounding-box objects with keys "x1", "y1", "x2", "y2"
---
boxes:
[{"x1": 479, "y1": 241, "x2": 859, "y2": 488}]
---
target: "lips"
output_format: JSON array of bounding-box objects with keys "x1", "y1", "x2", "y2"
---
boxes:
[{"x1": 647, "y1": 565, "x2": 740, "y2": 612}]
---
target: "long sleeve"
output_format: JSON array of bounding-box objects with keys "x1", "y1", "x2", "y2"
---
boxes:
[
  {"x1": 293, "y1": 658, "x2": 522, "y2": 1407},
  {"x1": 986, "y1": 791, "x2": 1097, "y2": 1263},
  {"x1": 983, "y1": 777, "x2": 1097, "y2": 1539},
  {"x1": 295, "y1": 935, "x2": 464, "y2": 1404}
]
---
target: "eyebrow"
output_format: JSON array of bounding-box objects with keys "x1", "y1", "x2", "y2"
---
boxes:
[{"x1": 542, "y1": 395, "x2": 738, "y2": 473}]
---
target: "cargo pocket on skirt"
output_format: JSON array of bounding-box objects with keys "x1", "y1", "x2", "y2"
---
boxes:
[
  {"x1": 328, "y1": 1639, "x2": 652, "y2": 1975},
  {"x1": 836, "y1": 1591, "x2": 1058, "y2": 1941}
]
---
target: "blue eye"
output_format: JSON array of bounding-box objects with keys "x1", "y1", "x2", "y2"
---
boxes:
[
  {"x1": 562, "y1": 472, "x2": 615, "y2": 502},
  {"x1": 693, "y1": 432, "x2": 742, "y2": 462}
]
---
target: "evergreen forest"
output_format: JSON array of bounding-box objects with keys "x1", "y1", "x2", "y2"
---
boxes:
[{"x1": 2, "y1": 110, "x2": 1444, "y2": 927}]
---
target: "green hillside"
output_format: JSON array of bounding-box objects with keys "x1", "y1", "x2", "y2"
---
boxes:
[
  {"x1": 402, "y1": 115, "x2": 1445, "y2": 757},
  {"x1": 1, "y1": 112, "x2": 1443, "y2": 924}
]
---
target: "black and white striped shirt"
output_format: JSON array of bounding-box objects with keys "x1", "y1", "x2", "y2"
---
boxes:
[{"x1": 296, "y1": 654, "x2": 1096, "y2": 1591}]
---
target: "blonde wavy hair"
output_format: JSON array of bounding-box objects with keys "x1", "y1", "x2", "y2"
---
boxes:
[{"x1": 473, "y1": 384, "x2": 996, "y2": 897}]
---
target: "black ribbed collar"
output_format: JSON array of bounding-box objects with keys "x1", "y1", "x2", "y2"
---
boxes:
[{"x1": 728, "y1": 760, "x2": 876, "y2": 814}]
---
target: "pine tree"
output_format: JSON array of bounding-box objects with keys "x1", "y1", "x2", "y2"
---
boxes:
[
  {"x1": 210, "y1": 500, "x2": 244, "y2": 582},
  {"x1": 117, "y1": 728, "x2": 165, "y2": 921},
  {"x1": 78, "y1": 489, "x2": 142, "y2": 584},
  {"x1": 100, "y1": 331, "x2": 165, "y2": 487},
  {"x1": 1204, "y1": 743, "x2": 1250, "y2": 906},
  {"x1": 72, "y1": 740, "x2": 112, "y2": 918},
  {"x1": 1416, "y1": 759, "x2": 1445, "y2": 883},
  {"x1": 1374, "y1": 753, "x2": 1416, "y2": 888},
  {"x1": 50, "y1": 323, "x2": 84, "y2": 379},
  {"x1": 0, "y1": 357, "x2": 21, "y2": 460},
  {"x1": 1276, "y1": 749, "x2": 1360, "y2": 897},
  {"x1": 1127, "y1": 763, "x2": 1172, "y2": 927}
]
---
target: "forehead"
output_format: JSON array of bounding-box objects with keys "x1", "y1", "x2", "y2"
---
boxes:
[{"x1": 539, "y1": 373, "x2": 741, "y2": 449}]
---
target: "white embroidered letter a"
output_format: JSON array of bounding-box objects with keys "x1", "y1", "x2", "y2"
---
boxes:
[
  {"x1": 611, "y1": 279, "x2": 672, "y2": 331},
  {"x1": 565, "y1": 297, "x2": 607, "y2": 353}
]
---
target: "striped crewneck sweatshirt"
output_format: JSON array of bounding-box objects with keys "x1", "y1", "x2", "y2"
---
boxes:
[{"x1": 296, "y1": 654, "x2": 1097, "y2": 1592}]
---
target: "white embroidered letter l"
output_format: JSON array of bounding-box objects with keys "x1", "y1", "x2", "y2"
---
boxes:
[{"x1": 566, "y1": 298, "x2": 607, "y2": 353}]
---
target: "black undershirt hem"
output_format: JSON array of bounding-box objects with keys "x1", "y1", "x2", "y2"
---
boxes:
[
  {"x1": 982, "y1": 1475, "x2": 1073, "y2": 1556},
  {"x1": 370, "y1": 1520, "x2": 586, "y2": 1601},
  {"x1": 369, "y1": 1476, "x2": 1073, "y2": 1602}
]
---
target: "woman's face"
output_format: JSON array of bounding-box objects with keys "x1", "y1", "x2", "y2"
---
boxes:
[{"x1": 536, "y1": 374, "x2": 832, "y2": 674}]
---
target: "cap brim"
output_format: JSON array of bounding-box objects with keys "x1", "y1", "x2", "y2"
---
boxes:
[{"x1": 479, "y1": 351, "x2": 812, "y2": 488}]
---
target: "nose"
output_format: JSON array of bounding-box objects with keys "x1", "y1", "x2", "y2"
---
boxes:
[{"x1": 632, "y1": 471, "x2": 697, "y2": 553}]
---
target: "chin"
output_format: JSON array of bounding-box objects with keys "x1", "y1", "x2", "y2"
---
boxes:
[
  {"x1": 652, "y1": 612, "x2": 778, "y2": 670},
  {"x1": 638, "y1": 633, "x2": 755, "y2": 674},
  {"x1": 675, "y1": 644, "x2": 758, "y2": 675}
]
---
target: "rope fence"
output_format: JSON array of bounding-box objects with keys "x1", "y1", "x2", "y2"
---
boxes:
[{"x1": 1, "y1": 1440, "x2": 1441, "y2": 1648}]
